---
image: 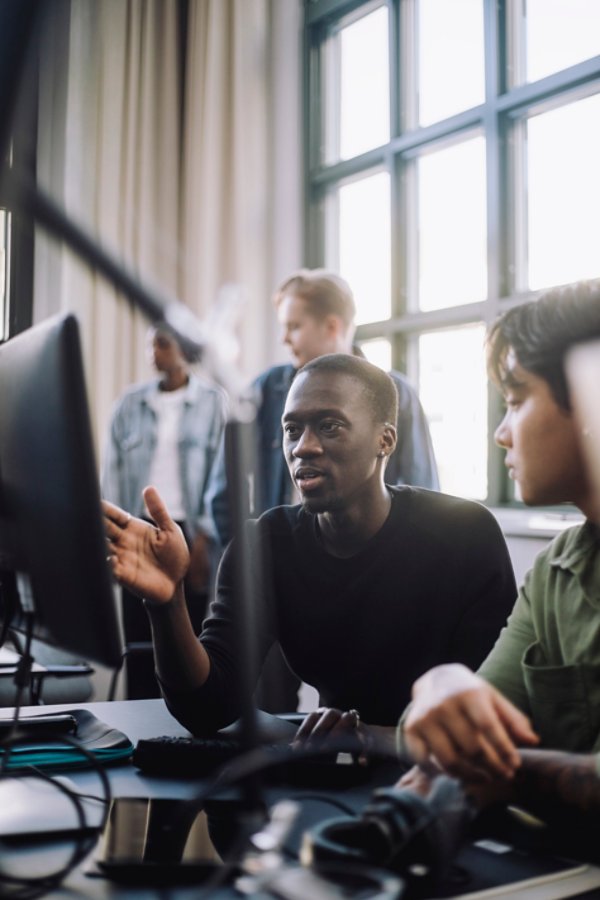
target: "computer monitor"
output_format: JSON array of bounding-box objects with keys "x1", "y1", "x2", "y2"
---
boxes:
[{"x1": 0, "y1": 312, "x2": 121, "y2": 667}]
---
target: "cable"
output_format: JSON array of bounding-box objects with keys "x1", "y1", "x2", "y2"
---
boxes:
[
  {"x1": 0, "y1": 612, "x2": 113, "y2": 897},
  {"x1": 0, "y1": 738, "x2": 112, "y2": 899},
  {"x1": 107, "y1": 642, "x2": 153, "y2": 701}
]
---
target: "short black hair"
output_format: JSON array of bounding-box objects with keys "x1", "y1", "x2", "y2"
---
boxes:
[
  {"x1": 486, "y1": 279, "x2": 600, "y2": 410},
  {"x1": 298, "y1": 353, "x2": 398, "y2": 425},
  {"x1": 152, "y1": 322, "x2": 202, "y2": 365}
]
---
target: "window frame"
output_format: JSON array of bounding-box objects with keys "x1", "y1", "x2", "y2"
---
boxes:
[{"x1": 304, "y1": 0, "x2": 600, "y2": 508}]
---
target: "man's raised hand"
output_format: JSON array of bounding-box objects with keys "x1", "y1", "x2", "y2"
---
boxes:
[{"x1": 103, "y1": 486, "x2": 190, "y2": 605}]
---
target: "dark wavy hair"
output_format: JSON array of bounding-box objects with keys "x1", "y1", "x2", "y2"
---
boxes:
[
  {"x1": 486, "y1": 279, "x2": 600, "y2": 410},
  {"x1": 298, "y1": 353, "x2": 398, "y2": 425}
]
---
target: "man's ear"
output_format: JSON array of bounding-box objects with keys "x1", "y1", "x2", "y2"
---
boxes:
[
  {"x1": 379, "y1": 423, "x2": 397, "y2": 458},
  {"x1": 324, "y1": 314, "x2": 344, "y2": 339}
]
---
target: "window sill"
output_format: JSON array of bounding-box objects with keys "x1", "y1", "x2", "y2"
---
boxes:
[{"x1": 490, "y1": 506, "x2": 585, "y2": 540}]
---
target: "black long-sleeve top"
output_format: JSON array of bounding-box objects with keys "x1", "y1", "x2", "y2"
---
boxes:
[{"x1": 162, "y1": 487, "x2": 517, "y2": 734}]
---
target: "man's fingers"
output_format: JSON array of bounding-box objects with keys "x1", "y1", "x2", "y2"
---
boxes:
[
  {"x1": 308, "y1": 710, "x2": 352, "y2": 741},
  {"x1": 405, "y1": 730, "x2": 437, "y2": 768},
  {"x1": 293, "y1": 710, "x2": 323, "y2": 743},
  {"x1": 102, "y1": 499, "x2": 132, "y2": 528},
  {"x1": 105, "y1": 519, "x2": 121, "y2": 543},
  {"x1": 461, "y1": 689, "x2": 539, "y2": 771},
  {"x1": 306, "y1": 709, "x2": 341, "y2": 741},
  {"x1": 404, "y1": 666, "x2": 540, "y2": 782},
  {"x1": 406, "y1": 689, "x2": 533, "y2": 780},
  {"x1": 495, "y1": 693, "x2": 539, "y2": 746},
  {"x1": 461, "y1": 702, "x2": 521, "y2": 773},
  {"x1": 293, "y1": 708, "x2": 349, "y2": 744},
  {"x1": 102, "y1": 498, "x2": 124, "y2": 520},
  {"x1": 143, "y1": 485, "x2": 175, "y2": 532},
  {"x1": 407, "y1": 721, "x2": 507, "y2": 782}
]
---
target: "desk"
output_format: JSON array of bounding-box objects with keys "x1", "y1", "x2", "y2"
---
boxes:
[
  {"x1": 1, "y1": 701, "x2": 600, "y2": 899},
  {"x1": 0, "y1": 700, "x2": 397, "y2": 898}
]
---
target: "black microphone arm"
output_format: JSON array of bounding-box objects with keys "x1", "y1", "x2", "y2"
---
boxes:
[{"x1": 2, "y1": 169, "x2": 190, "y2": 373}]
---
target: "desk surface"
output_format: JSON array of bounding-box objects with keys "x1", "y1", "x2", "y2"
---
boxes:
[
  {"x1": 1, "y1": 700, "x2": 600, "y2": 899},
  {"x1": 0, "y1": 700, "x2": 394, "y2": 899}
]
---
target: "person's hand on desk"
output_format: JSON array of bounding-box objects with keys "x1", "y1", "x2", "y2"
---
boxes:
[
  {"x1": 403, "y1": 664, "x2": 539, "y2": 783},
  {"x1": 103, "y1": 486, "x2": 190, "y2": 605},
  {"x1": 292, "y1": 707, "x2": 397, "y2": 764}
]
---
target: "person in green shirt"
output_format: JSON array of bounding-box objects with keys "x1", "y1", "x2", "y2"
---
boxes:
[{"x1": 398, "y1": 278, "x2": 600, "y2": 825}]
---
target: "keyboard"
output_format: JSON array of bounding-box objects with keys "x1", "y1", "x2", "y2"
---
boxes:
[{"x1": 133, "y1": 734, "x2": 370, "y2": 786}]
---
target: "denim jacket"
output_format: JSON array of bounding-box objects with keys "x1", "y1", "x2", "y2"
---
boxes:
[
  {"x1": 101, "y1": 375, "x2": 227, "y2": 539},
  {"x1": 205, "y1": 363, "x2": 439, "y2": 548}
]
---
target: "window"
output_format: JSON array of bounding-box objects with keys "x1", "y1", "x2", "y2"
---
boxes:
[
  {"x1": 333, "y1": 170, "x2": 391, "y2": 324},
  {"x1": 519, "y1": 92, "x2": 600, "y2": 292},
  {"x1": 415, "y1": 135, "x2": 487, "y2": 312},
  {"x1": 305, "y1": 0, "x2": 600, "y2": 504}
]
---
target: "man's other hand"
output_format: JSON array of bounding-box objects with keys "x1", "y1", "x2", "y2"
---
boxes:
[
  {"x1": 292, "y1": 707, "x2": 363, "y2": 753},
  {"x1": 403, "y1": 664, "x2": 539, "y2": 782}
]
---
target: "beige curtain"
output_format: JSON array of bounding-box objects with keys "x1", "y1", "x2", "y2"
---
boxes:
[
  {"x1": 35, "y1": 0, "x2": 182, "y2": 451},
  {"x1": 34, "y1": 0, "x2": 303, "y2": 453},
  {"x1": 181, "y1": 0, "x2": 303, "y2": 376}
]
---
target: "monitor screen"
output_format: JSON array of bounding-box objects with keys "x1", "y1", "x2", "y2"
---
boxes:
[{"x1": 0, "y1": 313, "x2": 121, "y2": 667}]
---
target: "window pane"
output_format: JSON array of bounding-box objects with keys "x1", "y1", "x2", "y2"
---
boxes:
[
  {"x1": 526, "y1": 93, "x2": 600, "y2": 291},
  {"x1": 359, "y1": 338, "x2": 392, "y2": 372},
  {"x1": 419, "y1": 325, "x2": 487, "y2": 500},
  {"x1": 326, "y1": 5, "x2": 390, "y2": 163},
  {"x1": 417, "y1": 0, "x2": 484, "y2": 126},
  {"x1": 335, "y1": 171, "x2": 391, "y2": 325},
  {"x1": 524, "y1": 0, "x2": 600, "y2": 84},
  {"x1": 417, "y1": 136, "x2": 487, "y2": 311}
]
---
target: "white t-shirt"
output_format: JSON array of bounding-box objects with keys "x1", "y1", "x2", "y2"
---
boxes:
[{"x1": 148, "y1": 386, "x2": 187, "y2": 521}]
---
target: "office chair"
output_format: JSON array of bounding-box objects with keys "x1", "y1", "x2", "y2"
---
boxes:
[{"x1": 0, "y1": 635, "x2": 94, "y2": 706}]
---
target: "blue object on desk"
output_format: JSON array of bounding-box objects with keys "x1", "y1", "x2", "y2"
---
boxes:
[{"x1": 0, "y1": 708, "x2": 133, "y2": 771}]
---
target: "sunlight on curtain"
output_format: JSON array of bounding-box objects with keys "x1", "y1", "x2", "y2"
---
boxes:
[
  {"x1": 34, "y1": 0, "x2": 302, "y2": 454},
  {"x1": 35, "y1": 0, "x2": 181, "y2": 450},
  {"x1": 182, "y1": 0, "x2": 302, "y2": 380}
]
